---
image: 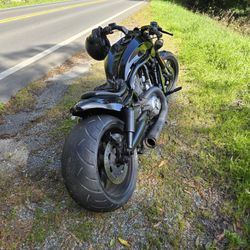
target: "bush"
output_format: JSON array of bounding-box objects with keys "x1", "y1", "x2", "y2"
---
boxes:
[{"x1": 168, "y1": 0, "x2": 249, "y2": 18}]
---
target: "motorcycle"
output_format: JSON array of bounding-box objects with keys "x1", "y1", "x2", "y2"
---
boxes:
[{"x1": 61, "y1": 21, "x2": 181, "y2": 212}]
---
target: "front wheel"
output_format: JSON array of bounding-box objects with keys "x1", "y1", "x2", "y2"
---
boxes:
[
  {"x1": 160, "y1": 51, "x2": 179, "y2": 96},
  {"x1": 61, "y1": 115, "x2": 138, "y2": 212}
]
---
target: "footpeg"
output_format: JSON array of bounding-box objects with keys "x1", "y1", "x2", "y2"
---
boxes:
[{"x1": 166, "y1": 86, "x2": 182, "y2": 96}]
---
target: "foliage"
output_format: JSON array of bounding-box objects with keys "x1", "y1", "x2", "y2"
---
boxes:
[
  {"x1": 165, "y1": 0, "x2": 250, "y2": 26},
  {"x1": 167, "y1": 0, "x2": 249, "y2": 12}
]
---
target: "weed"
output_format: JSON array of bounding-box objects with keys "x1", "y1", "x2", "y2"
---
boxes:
[
  {"x1": 68, "y1": 220, "x2": 94, "y2": 241},
  {"x1": 28, "y1": 208, "x2": 61, "y2": 244},
  {"x1": 50, "y1": 117, "x2": 77, "y2": 137},
  {"x1": 3, "y1": 80, "x2": 47, "y2": 114},
  {"x1": 224, "y1": 230, "x2": 246, "y2": 249}
]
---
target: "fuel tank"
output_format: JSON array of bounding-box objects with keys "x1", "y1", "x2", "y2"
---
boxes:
[{"x1": 104, "y1": 36, "x2": 153, "y2": 81}]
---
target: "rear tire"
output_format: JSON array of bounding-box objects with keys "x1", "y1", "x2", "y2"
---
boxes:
[{"x1": 61, "y1": 115, "x2": 138, "y2": 212}]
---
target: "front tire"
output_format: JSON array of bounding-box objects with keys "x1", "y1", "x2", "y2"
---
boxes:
[
  {"x1": 160, "y1": 51, "x2": 179, "y2": 99},
  {"x1": 61, "y1": 115, "x2": 138, "y2": 212}
]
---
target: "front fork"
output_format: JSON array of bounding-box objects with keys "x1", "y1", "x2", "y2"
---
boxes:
[{"x1": 156, "y1": 51, "x2": 182, "y2": 96}]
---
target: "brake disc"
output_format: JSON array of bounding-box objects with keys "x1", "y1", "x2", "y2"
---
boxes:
[{"x1": 104, "y1": 136, "x2": 128, "y2": 185}]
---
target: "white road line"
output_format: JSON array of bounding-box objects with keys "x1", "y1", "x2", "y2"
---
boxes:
[{"x1": 0, "y1": 1, "x2": 144, "y2": 81}]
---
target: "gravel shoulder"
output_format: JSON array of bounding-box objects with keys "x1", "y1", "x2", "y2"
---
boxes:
[{"x1": 0, "y1": 5, "x2": 240, "y2": 249}]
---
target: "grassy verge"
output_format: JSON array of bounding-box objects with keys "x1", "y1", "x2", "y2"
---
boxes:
[
  {"x1": 168, "y1": 0, "x2": 250, "y2": 34},
  {"x1": 153, "y1": 0, "x2": 249, "y2": 242},
  {"x1": 0, "y1": 0, "x2": 67, "y2": 9}
]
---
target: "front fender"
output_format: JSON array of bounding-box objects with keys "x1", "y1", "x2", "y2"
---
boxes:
[
  {"x1": 159, "y1": 50, "x2": 168, "y2": 60},
  {"x1": 70, "y1": 96, "x2": 124, "y2": 117}
]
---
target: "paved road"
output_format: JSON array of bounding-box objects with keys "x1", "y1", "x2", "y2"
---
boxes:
[{"x1": 0, "y1": 0, "x2": 145, "y2": 103}]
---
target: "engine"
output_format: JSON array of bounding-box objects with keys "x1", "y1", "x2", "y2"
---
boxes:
[
  {"x1": 133, "y1": 72, "x2": 152, "y2": 96},
  {"x1": 133, "y1": 68, "x2": 161, "y2": 118}
]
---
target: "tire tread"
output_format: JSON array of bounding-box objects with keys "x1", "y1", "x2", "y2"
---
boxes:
[{"x1": 61, "y1": 115, "x2": 138, "y2": 212}]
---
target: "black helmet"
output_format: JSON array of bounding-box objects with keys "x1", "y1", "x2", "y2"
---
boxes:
[{"x1": 85, "y1": 26, "x2": 110, "y2": 61}]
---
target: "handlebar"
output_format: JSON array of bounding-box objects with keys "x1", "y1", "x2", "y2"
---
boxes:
[
  {"x1": 103, "y1": 23, "x2": 129, "y2": 35},
  {"x1": 102, "y1": 21, "x2": 173, "y2": 39},
  {"x1": 141, "y1": 21, "x2": 173, "y2": 38}
]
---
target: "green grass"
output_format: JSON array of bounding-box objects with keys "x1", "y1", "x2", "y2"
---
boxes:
[
  {"x1": 0, "y1": 0, "x2": 67, "y2": 9},
  {"x1": 152, "y1": 0, "x2": 249, "y2": 242},
  {"x1": 28, "y1": 208, "x2": 59, "y2": 244},
  {"x1": 0, "y1": 80, "x2": 47, "y2": 115},
  {"x1": 224, "y1": 230, "x2": 247, "y2": 249},
  {"x1": 0, "y1": 102, "x2": 4, "y2": 113},
  {"x1": 68, "y1": 220, "x2": 94, "y2": 241}
]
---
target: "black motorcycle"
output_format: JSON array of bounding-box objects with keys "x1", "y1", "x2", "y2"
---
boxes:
[{"x1": 61, "y1": 21, "x2": 181, "y2": 212}]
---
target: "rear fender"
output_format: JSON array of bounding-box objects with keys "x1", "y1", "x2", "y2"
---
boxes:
[{"x1": 70, "y1": 96, "x2": 124, "y2": 118}]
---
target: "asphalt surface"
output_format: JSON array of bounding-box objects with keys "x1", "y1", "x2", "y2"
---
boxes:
[{"x1": 0, "y1": 0, "x2": 145, "y2": 103}]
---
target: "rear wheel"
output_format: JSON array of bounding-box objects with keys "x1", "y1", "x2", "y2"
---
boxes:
[{"x1": 61, "y1": 115, "x2": 138, "y2": 212}]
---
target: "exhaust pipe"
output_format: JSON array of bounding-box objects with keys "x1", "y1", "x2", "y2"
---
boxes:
[
  {"x1": 145, "y1": 138, "x2": 157, "y2": 148},
  {"x1": 142, "y1": 87, "x2": 168, "y2": 148}
]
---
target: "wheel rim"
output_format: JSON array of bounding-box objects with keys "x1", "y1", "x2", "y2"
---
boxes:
[
  {"x1": 103, "y1": 134, "x2": 128, "y2": 185},
  {"x1": 98, "y1": 127, "x2": 132, "y2": 200}
]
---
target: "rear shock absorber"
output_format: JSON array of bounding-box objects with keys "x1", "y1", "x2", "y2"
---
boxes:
[{"x1": 124, "y1": 107, "x2": 135, "y2": 151}]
